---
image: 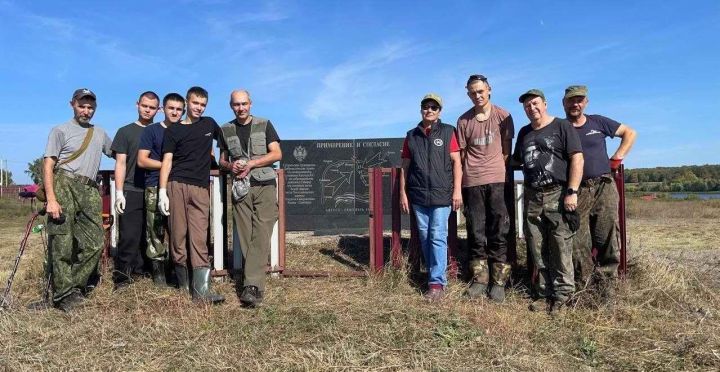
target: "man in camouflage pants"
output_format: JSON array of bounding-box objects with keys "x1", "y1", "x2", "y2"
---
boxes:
[
  {"x1": 43, "y1": 88, "x2": 113, "y2": 312},
  {"x1": 138, "y1": 93, "x2": 186, "y2": 286},
  {"x1": 513, "y1": 89, "x2": 584, "y2": 313},
  {"x1": 563, "y1": 85, "x2": 637, "y2": 300},
  {"x1": 456, "y1": 74, "x2": 515, "y2": 303}
]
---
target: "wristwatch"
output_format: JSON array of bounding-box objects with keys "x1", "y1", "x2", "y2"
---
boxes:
[{"x1": 566, "y1": 188, "x2": 577, "y2": 195}]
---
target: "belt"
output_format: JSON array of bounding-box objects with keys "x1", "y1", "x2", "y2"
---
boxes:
[
  {"x1": 56, "y1": 168, "x2": 98, "y2": 188},
  {"x1": 529, "y1": 183, "x2": 563, "y2": 192},
  {"x1": 581, "y1": 174, "x2": 612, "y2": 187}
]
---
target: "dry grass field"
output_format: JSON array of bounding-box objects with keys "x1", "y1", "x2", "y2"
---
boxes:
[{"x1": 1, "y1": 196, "x2": 719, "y2": 371}]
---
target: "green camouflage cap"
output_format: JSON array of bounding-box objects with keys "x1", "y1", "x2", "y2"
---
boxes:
[
  {"x1": 564, "y1": 85, "x2": 588, "y2": 99},
  {"x1": 518, "y1": 89, "x2": 545, "y2": 103},
  {"x1": 421, "y1": 93, "x2": 443, "y2": 108}
]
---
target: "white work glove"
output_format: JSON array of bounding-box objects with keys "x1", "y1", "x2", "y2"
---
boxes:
[
  {"x1": 158, "y1": 188, "x2": 170, "y2": 216},
  {"x1": 114, "y1": 190, "x2": 126, "y2": 215}
]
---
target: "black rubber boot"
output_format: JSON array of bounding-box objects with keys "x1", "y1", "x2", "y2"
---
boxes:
[
  {"x1": 151, "y1": 260, "x2": 167, "y2": 287},
  {"x1": 191, "y1": 267, "x2": 225, "y2": 305},
  {"x1": 175, "y1": 265, "x2": 190, "y2": 293},
  {"x1": 465, "y1": 260, "x2": 489, "y2": 299},
  {"x1": 489, "y1": 262, "x2": 511, "y2": 303}
]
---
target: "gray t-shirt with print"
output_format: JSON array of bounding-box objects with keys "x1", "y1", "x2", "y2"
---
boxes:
[{"x1": 44, "y1": 118, "x2": 113, "y2": 180}]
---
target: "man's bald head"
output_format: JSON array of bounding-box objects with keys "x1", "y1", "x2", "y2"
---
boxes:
[{"x1": 230, "y1": 89, "x2": 253, "y2": 124}]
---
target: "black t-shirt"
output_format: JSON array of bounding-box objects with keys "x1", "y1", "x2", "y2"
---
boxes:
[
  {"x1": 162, "y1": 117, "x2": 220, "y2": 188},
  {"x1": 111, "y1": 122, "x2": 147, "y2": 191},
  {"x1": 218, "y1": 118, "x2": 280, "y2": 187},
  {"x1": 513, "y1": 118, "x2": 583, "y2": 189},
  {"x1": 574, "y1": 114, "x2": 621, "y2": 179}
]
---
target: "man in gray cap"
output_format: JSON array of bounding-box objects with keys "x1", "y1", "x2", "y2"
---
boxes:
[
  {"x1": 513, "y1": 89, "x2": 584, "y2": 313},
  {"x1": 563, "y1": 85, "x2": 637, "y2": 300},
  {"x1": 42, "y1": 88, "x2": 113, "y2": 311}
]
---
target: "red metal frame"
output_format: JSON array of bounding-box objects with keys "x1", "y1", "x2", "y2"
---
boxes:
[
  {"x1": 98, "y1": 170, "x2": 114, "y2": 271},
  {"x1": 390, "y1": 168, "x2": 402, "y2": 268},
  {"x1": 368, "y1": 168, "x2": 385, "y2": 273},
  {"x1": 615, "y1": 165, "x2": 628, "y2": 278}
]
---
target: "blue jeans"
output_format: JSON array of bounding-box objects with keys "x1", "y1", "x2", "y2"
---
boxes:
[{"x1": 413, "y1": 204, "x2": 451, "y2": 287}]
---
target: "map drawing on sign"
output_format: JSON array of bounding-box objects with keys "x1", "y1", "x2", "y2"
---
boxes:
[{"x1": 320, "y1": 152, "x2": 388, "y2": 208}]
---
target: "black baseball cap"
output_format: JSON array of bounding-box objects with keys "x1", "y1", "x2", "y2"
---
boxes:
[{"x1": 72, "y1": 88, "x2": 96, "y2": 101}]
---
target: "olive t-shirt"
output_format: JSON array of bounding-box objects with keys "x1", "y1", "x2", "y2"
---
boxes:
[
  {"x1": 513, "y1": 118, "x2": 583, "y2": 189},
  {"x1": 456, "y1": 104, "x2": 514, "y2": 187},
  {"x1": 162, "y1": 117, "x2": 220, "y2": 188},
  {"x1": 111, "y1": 122, "x2": 148, "y2": 191}
]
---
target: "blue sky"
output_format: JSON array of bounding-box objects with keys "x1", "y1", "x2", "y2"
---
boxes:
[{"x1": 0, "y1": 0, "x2": 718, "y2": 184}]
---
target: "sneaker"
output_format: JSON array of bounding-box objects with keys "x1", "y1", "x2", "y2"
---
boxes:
[
  {"x1": 424, "y1": 285, "x2": 445, "y2": 302},
  {"x1": 239, "y1": 285, "x2": 263, "y2": 308}
]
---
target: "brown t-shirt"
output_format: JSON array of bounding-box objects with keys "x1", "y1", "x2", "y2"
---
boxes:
[{"x1": 456, "y1": 104, "x2": 514, "y2": 187}]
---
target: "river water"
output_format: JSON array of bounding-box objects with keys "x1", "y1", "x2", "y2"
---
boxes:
[{"x1": 669, "y1": 193, "x2": 720, "y2": 200}]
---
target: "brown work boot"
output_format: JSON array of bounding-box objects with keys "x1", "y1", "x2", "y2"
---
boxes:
[
  {"x1": 597, "y1": 275, "x2": 618, "y2": 309},
  {"x1": 528, "y1": 298, "x2": 548, "y2": 312},
  {"x1": 489, "y1": 262, "x2": 511, "y2": 303},
  {"x1": 424, "y1": 284, "x2": 445, "y2": 302},
  {"x1": 465, "y1": 260, "x2": 489, "y2": 299},
  {"x1": 549, "y1": 297, "x2": 569, "y2": 317}
]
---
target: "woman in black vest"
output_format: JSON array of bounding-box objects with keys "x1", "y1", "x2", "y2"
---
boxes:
[{"x1": 399, "y1": 93, "x2": 463, "y2": 301}]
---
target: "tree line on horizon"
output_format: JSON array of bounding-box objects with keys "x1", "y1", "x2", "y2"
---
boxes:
[
  {"x1": 625, "y1": 164, "x2": 720, "y2": 192},
  {"x1": 18, "y1": 157, "x2": 720, "y2": 193}
]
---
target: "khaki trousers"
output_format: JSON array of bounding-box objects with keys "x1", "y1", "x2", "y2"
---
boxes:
[
  {"x1": 232, "y1": 184, "x2": 278, "y2": 292},
  {"x1": 168, "y1": 181, "x2": 210, "y2": 269}
]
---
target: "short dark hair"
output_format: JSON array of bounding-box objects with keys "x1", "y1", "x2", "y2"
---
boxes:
[
  {"x1": 466, "y1": 74, "x2": 490, "y2": 88},
  {"x1": 138, "y1": 91, "x2": 160, "y2": 102},
  {"x1": 186, "y1": 86, "x2": 208, "y2": 100},
  {"x1": 163, "y1": 93, "x2": 185, "y2": 107}
]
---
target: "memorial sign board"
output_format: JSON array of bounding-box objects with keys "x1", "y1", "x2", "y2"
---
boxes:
[{"x1": 281, "y1": 138, "x2": 404, "y2": 232}]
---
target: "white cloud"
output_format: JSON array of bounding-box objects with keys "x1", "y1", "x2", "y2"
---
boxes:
[{"x1": 305, "y1": 41, "x2": 419, "y2": 122}]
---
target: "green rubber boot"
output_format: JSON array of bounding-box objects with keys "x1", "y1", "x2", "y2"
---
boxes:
[{"x1": 191, "y1": 267, "x2": 225, "y2": 305}]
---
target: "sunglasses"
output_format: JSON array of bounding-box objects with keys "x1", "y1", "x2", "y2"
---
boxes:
[
  {"x1": 421, "y1": 104, "x2": 440, "y2": 112},
  {"x1": 467, "y1": 74, "x2": 488, "y2": 85}
]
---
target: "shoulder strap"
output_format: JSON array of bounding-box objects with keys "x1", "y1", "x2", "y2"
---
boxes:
[{"x1": 58, "y1": 127, "x2": 94, "y2": 166}]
